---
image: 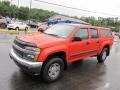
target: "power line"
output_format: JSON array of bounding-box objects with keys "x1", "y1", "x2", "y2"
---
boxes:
[{"x1": 34, "y1": 0, "x2": 120, "y2": 17}]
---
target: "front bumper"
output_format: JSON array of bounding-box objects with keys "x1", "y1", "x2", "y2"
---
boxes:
[
  {"x1": 9, "y1": 48, "x2": 43, "y2": 74},
  {"x1": 7, "y1": 26, "x2": 15, "y2": 29}
]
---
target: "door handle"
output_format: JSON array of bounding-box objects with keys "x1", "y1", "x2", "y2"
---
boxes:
[{"x1": 86, "y1": 41, "x2": 90, "y2": 45}]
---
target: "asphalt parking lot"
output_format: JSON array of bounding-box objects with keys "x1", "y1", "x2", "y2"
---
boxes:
[{"x1": 0, "y1": 34, "x2": 120, "y2": 90}]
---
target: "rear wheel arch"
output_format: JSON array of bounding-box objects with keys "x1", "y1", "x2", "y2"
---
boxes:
[
  {"x1": 25, "y1": 27, "x2": 28, "y2": 31},
  {"x1": 25, "y1": 27, "x2": 28, "y2": 29}
]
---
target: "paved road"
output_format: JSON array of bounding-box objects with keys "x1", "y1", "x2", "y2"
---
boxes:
[{"x1": 0, "y1": 34, "x2": 120, "y2": 90}]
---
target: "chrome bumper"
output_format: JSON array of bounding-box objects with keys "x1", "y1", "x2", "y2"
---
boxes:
[{"x1": 9, "y1": 48, "x2": 43, "y2": 74}]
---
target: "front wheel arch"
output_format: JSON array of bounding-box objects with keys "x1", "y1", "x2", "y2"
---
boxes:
[{"x1": 42, "y1": 51, "x2": 67, "y2": 70}]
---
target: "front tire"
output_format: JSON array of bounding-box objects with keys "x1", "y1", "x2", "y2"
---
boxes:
[
  {"x1": 41, "y1": 57, "x2": 64, "y2": 83},
  {"x1": 15, "y1": 27, "x2": 19, "y2": 30},
  {"x1": 97, "y1": 48, "x2": 108, "y2": 63}
]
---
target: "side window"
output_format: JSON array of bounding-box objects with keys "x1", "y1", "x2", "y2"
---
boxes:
[
  {"x1": 101, "y1": 30, "x2": 111, "y2": 37},
  {"x1": 90, "y1": 28, "x2": 98, "y2": 39},
  {"x1": 74, "y1": 28, "x2": 88, "y2": 40}
]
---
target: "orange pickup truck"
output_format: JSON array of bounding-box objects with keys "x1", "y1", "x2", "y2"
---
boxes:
[{"x1": 9, "y1": 24, "x2": 113, "y2": 82}]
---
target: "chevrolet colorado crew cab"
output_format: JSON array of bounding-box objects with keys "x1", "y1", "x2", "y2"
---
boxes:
[{"x1": 9, "y1": 24, "x2": 113, "y2": 82}]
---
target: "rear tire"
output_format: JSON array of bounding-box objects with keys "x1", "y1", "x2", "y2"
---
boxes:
[
  {"x1": 25, "y1": 27, "x2": 28, "y2": 31},
  {"x1": 97, "y1": 48, "x2": 108, "y2": 63},
  {"x1": 41, "y1": 57, "x2": 64, "y2": 83}
]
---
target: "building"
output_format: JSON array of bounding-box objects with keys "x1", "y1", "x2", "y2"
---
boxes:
[{"x1": 48, "y1": 15, "x2": 90, "y2": 25}]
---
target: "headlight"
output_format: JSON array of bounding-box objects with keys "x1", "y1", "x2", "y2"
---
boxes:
[
  {"x1": 24, "y1": 46, "x2": 40, "y2": 61},
  {"x1": 25, "y1": 46, "x2": 40, "y2": 54}
]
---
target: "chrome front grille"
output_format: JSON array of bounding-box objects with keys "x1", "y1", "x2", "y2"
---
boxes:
[
  {"x1": 13, "y1": 38, "x2": 36, "y2": 62},
  {"x1": 13, "y1": 46, "x2": 23, "y2": 58}
]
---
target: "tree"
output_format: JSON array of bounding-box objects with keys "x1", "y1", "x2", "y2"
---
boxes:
[{"x1": 18, "y1": 7, "x2": 29, "y2": 20}]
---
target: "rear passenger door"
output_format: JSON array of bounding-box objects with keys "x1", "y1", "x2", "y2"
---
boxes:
[{"x1": 89, "y1": 28, "x2": 100, "y2": 55}]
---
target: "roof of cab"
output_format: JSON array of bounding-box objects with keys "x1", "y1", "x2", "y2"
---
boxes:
[{"x1": 65, "y1": 23, "x2": 110, "y2": 30}]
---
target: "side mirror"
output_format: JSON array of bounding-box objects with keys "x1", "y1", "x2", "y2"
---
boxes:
[{"x1": 72, "y1": 37, "x2": 82, "y2": 41}]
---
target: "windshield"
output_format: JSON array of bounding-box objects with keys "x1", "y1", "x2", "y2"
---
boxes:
[{"x1": 44, "y1": 24, "x2": 75, "y2": 38}]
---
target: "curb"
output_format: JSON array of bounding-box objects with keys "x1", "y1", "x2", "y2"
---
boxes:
[{"x1": 0, "y1": 29, "x2": 38, "y2": 34}]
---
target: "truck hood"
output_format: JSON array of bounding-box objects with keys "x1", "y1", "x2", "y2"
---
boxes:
[{"x1": 17, "y1": 33, "x2": 66, "y2": 48}]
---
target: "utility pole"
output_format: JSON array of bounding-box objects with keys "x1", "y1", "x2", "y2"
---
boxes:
[
  {"x1": 29, "y1": 0, "x2": 32, "y2": 24},
  {"x1": 10, "y1": 0, "x2": 12, "y2": 6},
  {"x1": 18, "y1": 0, "x2": 19, "y2": 7},
  {"x1": 30, "y1": 0, "x2": 32, "y2": 11},
  {"x1": 17, "y1": 0, "x2": 19, "y2": 19},
  {"x1": 10, "y1": 0, "x2": 12, "y2": 19}
]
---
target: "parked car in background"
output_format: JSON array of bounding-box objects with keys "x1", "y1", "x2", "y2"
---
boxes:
[
  {"x1": 115, "y1": 32, "x2": 120, "y2": 38},
  {"x1": 37, "y1": 22, "x2": 48, "y2": 32},
  {"x1": 7, "y1": 22, "x2": 29, "y2": 30},
  {"x1": 27, "y1": 20, "x2": 38, "y2": 28},
  {"x1": 0, "y1": 17, "x2": 7, "y2": 28}
]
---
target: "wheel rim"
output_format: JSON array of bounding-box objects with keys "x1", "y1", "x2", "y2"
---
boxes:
[
  {"x1": 102, "y1": 50, "x2": 107, "y2": 61},
  {"x1": 48, "y1": 63, "x2": 60, "y2": 79}
]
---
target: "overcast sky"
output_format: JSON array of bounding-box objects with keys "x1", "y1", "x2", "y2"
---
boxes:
[{"x1": 10, "y1": 0, "x2": 120, "y2": 18}]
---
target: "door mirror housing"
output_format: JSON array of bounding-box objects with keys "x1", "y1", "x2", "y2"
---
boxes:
[{"x1": 72, "y1": 37, "x2": 82, "y2": 41}]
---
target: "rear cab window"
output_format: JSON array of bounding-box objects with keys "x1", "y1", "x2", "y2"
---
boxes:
[
  {"x1": 100, "y1": 28, "x2": 113, "y2": 45},
  {"x1": 100, "y1": 29, "x2": 112, "y2": 37}
]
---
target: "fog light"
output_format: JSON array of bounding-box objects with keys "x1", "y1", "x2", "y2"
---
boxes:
[{"x1": 27, "y1": 54, "x2": 34, "y2": 59}]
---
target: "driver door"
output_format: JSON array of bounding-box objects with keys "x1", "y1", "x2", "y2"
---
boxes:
[{"x1": 69, "y1": 28, "x2": 91, "y2": 62}]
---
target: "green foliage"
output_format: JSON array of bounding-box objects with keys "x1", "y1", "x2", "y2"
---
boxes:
[
  {"x1": 18, "y1": 7, "x2": 29, "y2": 20},
  {"x1": 0, "y1": 1, "x2": 56, "y2": 21},
  {"x1": 80, "y1": 16, "x2": 120, "y2": 32},
  {"x1": 0, "y1": 1, "x2": 11, "y2": 16}
]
